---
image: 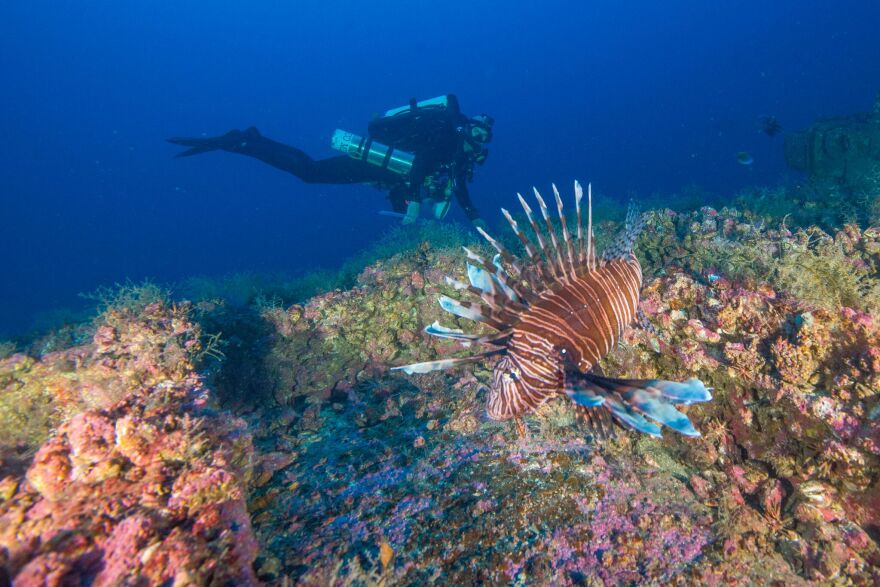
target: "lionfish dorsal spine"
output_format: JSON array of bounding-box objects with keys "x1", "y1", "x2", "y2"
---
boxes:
[
  {"x1": 574, "y1": 181, "x2": 586, "y2": 266},
  {"x1": 501, "y1": 208, "x2": 552, "y2": 288},
  {"x1": 533, "y1": 187, "x2": 570, "y2": 282},
  {"x1": 518, "y1": 193, "x2": 561, "y2": 283},
  {"x1": 587, "y1": 182, "x2": 596, "y2": 271},
  {"x1": 552, "y1": 183, "x2": 578, "y2": 277},
  {"x1": 474, "y1": 228, "x2": 537, "y2": 303},
  {"x1": 474, "y1": 227, "x2": 521, "y2": 276}
]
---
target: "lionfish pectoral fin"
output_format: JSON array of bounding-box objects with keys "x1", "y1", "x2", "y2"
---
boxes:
[
  {"x1": 424, "y1": 322, "x2": 512, "y2": 347},
  {"x1": 605, "y1": 397, "x2": 664, "y2": 437},
  {"x1": 624, "y1": 388, "x2": 700, "y2": 436},
  {"x1": 438, "y1": 295, "x2": 484, "y2": 322},
  {"x1": 563, "y1": 382, "x2": 606, "y2": 408},
  {"x1": 424, "y1": 321, "x2": 479, "y2": 342},
  {"x1": 390, "y1": 355, "x2": 486, "y2": 375},
  {"x1": 572, "y1": 404, "x2": 617, "y2": 440},
  {"x1": 641, "y1": 378, "x2": 713, "y2": 405},
  {"x1": 564, "y1": 370, "x2": 660, "y2": 437},
  {"x1": 572, "y1": 373, "x2": 710, "y2": 437},
  {"x1": 467, "y1": 263, "x2": 496, "y2": 295},
  {"x1": 491, "y1": 255, "x2": 519, "y2": 302}
]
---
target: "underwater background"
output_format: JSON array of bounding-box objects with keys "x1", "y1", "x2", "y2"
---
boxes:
[
  {"x1": 3, "y1": 1, "x2": 880, "y2": 586},
  {"x1": 2, "y1": 0, "x2": 878, "y2": 337}
]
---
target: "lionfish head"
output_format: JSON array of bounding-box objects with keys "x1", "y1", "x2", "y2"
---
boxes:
[
  {"x1": 487, "y1": 349, "x2": 562, "y2": 421},
  {"x1": 488, "y1": 355, "x2": 525, "y2": 421}
]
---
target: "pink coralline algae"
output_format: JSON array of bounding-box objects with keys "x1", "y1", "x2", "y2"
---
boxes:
[
  {"x1": 0, "y1": 302, "x2": 259, "y2": 586},
  {"x1": 501, "y1": 454, "x2": 712, "y2": 585},
  {"x1": 5, "y1": 211, "x2": 880, "y2": 584}
]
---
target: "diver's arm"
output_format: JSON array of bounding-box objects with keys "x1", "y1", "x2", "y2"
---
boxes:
[{"x1": 452, "y1": 174, "x2": 482, "y2": 223}]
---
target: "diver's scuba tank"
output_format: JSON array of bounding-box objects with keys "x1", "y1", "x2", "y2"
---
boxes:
[{"x1": 330, "y1": 129, "x2": 415, "y2": 177}]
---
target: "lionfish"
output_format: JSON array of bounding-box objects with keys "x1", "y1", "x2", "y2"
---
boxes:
[{"x1": 392, "y1": 181, "x2": 712, "y2": 438}]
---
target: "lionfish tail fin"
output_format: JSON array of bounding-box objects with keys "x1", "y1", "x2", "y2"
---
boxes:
[
  {"x1": 564, "y1": 371, "x2": 711, "y2": 437},
  {"x1": 602, "y1": 200, "x2": 647, "y2": 262}
]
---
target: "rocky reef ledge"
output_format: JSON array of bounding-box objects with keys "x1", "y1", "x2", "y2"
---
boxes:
[
  {"x1": 2, "y1": 206, "x2": 880, "y2": 585},
  {"x1": 0, "y1": 302, "x2": 258, "y2": 585}
]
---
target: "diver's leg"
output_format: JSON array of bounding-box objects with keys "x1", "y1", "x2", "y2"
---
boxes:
[
  {"x1": 170, "y1": 127, "x2": 397, "y2": 184},
  {"x1": 228, "y1": 134, "x2": 388, "y2": 184},
  {"x1": 305, "y1": 156, "x2": 398, "y2": 184}
]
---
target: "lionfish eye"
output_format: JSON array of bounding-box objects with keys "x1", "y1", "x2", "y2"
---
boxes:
[{"x1": 509, "y1": 368, "x2": 520, "y2": 382}]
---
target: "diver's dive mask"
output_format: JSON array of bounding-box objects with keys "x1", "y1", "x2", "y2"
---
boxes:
[
  {"x1": 462, "y1": 114, "x2": 493, "y2": 165},
  {"x1": 468, "y1": 114, "x2": 494, "y2": 144}
]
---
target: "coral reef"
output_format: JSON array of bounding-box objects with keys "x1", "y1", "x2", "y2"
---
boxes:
[
  {"x1": 4, "y1": 211, "x2": 880, "y2": 584},
  {"x1": 0, "y1": 294, "x2": 204, "y2": 470},
  {"x1": 255, "y1": 240, "x2": 492, "y2": 405},
  {"x1": 637, "y1": 205, "x2": 880, "y2": 313},
  {"x1": 0, "y1": 299, "x2": 258, "y2": 585},
  {"x1": 229, "y1": 213, "x2": 879, "y2": 584}
]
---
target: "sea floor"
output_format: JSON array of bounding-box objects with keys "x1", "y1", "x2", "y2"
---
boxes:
[{"x1": 2, "y1": 206, "x2": 880, "y2": 585}]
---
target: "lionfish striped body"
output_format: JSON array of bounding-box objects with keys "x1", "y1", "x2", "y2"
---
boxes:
[
  {"x1": 488, "y1": 253, "x2": 641, "y2": 421},
  {"x1": 393, "y1": 182, "x2": 712, "y2": 438}
]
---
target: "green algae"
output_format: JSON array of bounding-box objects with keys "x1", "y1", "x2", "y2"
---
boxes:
[
  {"x1": 776, "y1": 234, "x2": 880, "y2": 313},
  {"x1": 0, "y1": 355, "x2": 58, "y2": 457},
  {"x1": 0, "y1": 342, "x2": 14, "y2": 361},
  {"x1": 82, "y1": 279, "x2": 170, "y2": 316}
]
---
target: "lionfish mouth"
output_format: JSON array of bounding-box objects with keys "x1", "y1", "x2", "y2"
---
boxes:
[{"x1": 393, "y1": 181, "x2": 712, "y2": 438}]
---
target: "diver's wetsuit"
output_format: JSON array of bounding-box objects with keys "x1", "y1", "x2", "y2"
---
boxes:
[
  {"x1": 168, "y1": 100, "x2": 485, "y2": 221},
  {"x1": 225, "y1": 130, "x2": 397, "y2": 185},
  {"x1": 222, "y1": 129, "x2": 481, "y2": 220}
]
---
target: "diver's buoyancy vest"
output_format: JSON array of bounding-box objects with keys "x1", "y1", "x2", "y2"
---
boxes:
[{"x1": 367, "y1": 95, "x2": 464, "y2": 164}]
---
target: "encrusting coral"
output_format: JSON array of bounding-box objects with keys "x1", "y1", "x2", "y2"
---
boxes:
[
  {"x1": 0, "y1": 292, "x2": 204, "y2": 469},
  {"x1": 3, "y1": 203, "x2": 880, "y2": 584},
  {"x1": 230, "y1": 211, "x2": 880, "y2": 584},
  {"x1": 0, "y1": 297, "x2": 258, "y2": 585}
]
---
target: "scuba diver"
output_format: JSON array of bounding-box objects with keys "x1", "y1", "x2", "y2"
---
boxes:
[{"x1": 168, "y1": 94, "x2": 493, "y2": 229}]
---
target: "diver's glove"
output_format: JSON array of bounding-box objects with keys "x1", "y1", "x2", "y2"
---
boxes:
[
  {"x1": 402, "y1": 201, "x2": 421, "y2": 225},
  {"x1": 166, "y1": 126, "x2": 262, "y2": 157},
  {"x1": 471, "y1": 218, "x2": 489, "y2": 232}
]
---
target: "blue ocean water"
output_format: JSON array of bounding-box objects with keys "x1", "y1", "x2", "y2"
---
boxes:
[{"x1": 1, "y1": 1, "x2": 878, "y2": 337}]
